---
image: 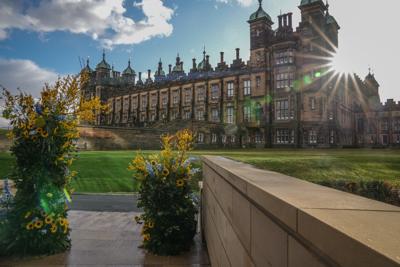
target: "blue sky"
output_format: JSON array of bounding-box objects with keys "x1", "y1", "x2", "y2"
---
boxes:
[{"x1": 0, "y1": 0, "x2": 398, "y2": 127}]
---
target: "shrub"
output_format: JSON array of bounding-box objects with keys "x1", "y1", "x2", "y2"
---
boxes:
[
  {"x1": 128, "y1": 130, "x2": 200, "y2": 255},
  {"x1": 0, "y1": 73, "x2": 108, "y2": 256}
]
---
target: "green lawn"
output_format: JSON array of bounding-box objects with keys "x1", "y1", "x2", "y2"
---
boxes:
[
  {"x1": 1, "y1": 149, "x2": 400, "y2": 193},
  {"x1": 0, "y1": 129, "x2": 10, "y2": 134}
]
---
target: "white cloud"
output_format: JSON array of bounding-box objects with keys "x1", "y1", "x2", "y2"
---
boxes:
[
  {"x1": 215, "y1": 0, "x2": 255, "y2": 7},
  {"x1": 215, "y1": 5, "x2": 218, "y2": 10},
  {"x1": 0, "y1": 0, "x2": 176, "y2": 48},
  {"x1": 0, "y1": 58, "x2": 61, "y2": 127}
]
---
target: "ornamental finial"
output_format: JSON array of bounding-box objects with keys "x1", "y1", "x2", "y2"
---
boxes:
[{"x1": 259, "y1": 0, "x2": 262, "y2": 8}]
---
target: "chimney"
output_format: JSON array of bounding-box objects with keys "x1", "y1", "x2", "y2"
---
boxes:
[
  {"x1": 180, "y1": 62, "x2": 183, "y2": 71},
  {"x1": 278, "y1": 15, "x2": 282, "y2": 28},
  {"x1": 288, "y1": 12, "x2": 293, "y2": 28},
  {"x1": 138, "y1": 72, "x2": 142, "y2": 82},
  {"x1": 192, "y1": 58, "x2": 196, "y2": 69},
  {"x1": 236, "y1": 48, "x2": 240, "y2": 60},
  {"x1": 283, "y1": 14, "x2": 287, "y2": 27},
  {"x1": 148, "y1": 69, "x2": 151, "y2": 80},
  {"x1": 206, "y1": 55, "x2": 209, "y2": 65},
  {"x1": 169, "y1": 64, "x2": 172, "y2": 74},
  {"x1": 220, "y1": 52, "x2": 224, "y2": 63}
]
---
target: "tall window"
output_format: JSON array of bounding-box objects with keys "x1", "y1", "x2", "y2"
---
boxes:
[
  {"x1": 256, "y1": 53, "x2": 260, "y2": 62},
  {"x1": 212, "y1": 109, "x2": 219, "y2": 122},
  {"x1": 162, "y1": 92, "x2": 167, "y2": 105},
  {"x1": 371, "y1": 135, "x2": 374, "y2": 142},
  {"x1": 290, "y1": 100, "x2": 294, "y2": 119},
  {"x1": 222, "y1": 135, "x2": 226, "y2": 143},
  {"x1": 310, "y1": 129, "x2": 317, "y2": 144},
  {"x1": 142, "y1": 96, "x2": 147, "y2": 108},
  {"x1": 173, "y1": 91, "x2": 179, "y2": 104},
  {"x1": 277, "y1": 100, "x2": 289, "y2": 120},
  {"x1": 311, "y1": 99, "x2": 315, "y2": 110},
  {"x1": 133, "y1": 97, "x2": 137, "y2": 109},
  {"x1": 117, "y1": 99, "x2": 121, "y2": 110},
  {"x1": 244, "y1": 80, "x2": 251, "y2": 95},
  {"x1": 291, "y1": 130, "x2": 295, "y2": 143},
  {"x1": 244, "y1": 106, "x2": 251, "y2": 122},
  {"x1": 381, "y1": 118, "x2": 388, "y2": 131},
  {"x1": 394, "y1": 118, "x2": 400, "y2": 131},
  {"x1": 185, "y1": 111, "x2": 191, "y2": 119},
  {"x1": 397, "y1": 135, "x2": 399, "y2": 142},
  {"x1": 109, "y1": 101, "x2": 113, "y2": 111},
  {"x1": 141, "y1": 115, "x2": 145, "y2": 122},
  {"x1": 173, "y1": 113, "x2": 178, "y2": 119},
  {"x1": 255, "y1": 131, "x2": 262, "y2": 143},
  {"x1": 256, "y1": 77, "x2": 260, "y2": 87},
  {"x1": 124, "y1": 116, "x2": 127, "y2": 123},
  {"x1": 185, "y1": 89, "x2": 191, "y2": 102},
  {"x1": 277, "y1": 130, "x2": 288, "y2": 144},
  {"x1": 227, "y1": 108, "x2": 234, "y2": 123},
  {"x1": 125, "y1": 98, "x2": 129, "y2": 110},
  {"x1": 152, "y1": 95, "x2": 157, "y2": 107},
  {"x1": 198, "y1": 133, "x2": 203, "y2": 142},
  {"x1": 151, "y1": 114, "x2": 155, "y2": 121},
  {"x1": 198, "y1": 87, "x2": 204, "y2": 101},
  {"x1": 212, "y1": 134, "x2": 216, "y2": 142},
  {"x1": 330, "y1": 131, "x2": 334, "y2": 144},
  {"x1": 276, "y1": 73, "x2": 293, "y2": 88},
  {"x1": 230, "y1": 135, "x2": 235, "y2": 143},
  {"x1": 329, "y1": 103, "x2": 333, "y2": 120},
  {"x1": 227, "y1": 82, "x2": 234, "y2": 97},
  {"x1": 382, "y1": 135, "x2": 388, "y2": 144},
  {"x1": 198, "y1": 110, "x2": 204, "y2": 121},
  {"x1": 212, "y1": 85, "x2": 218, "y2": 99},
  {"x1": 247, "y1": 136, "x2": 251, "y2": 143}
]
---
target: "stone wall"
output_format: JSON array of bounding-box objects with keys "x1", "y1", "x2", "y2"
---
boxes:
[{"x1": 201, "y1": 156, "x2": 400, "y2": 267}]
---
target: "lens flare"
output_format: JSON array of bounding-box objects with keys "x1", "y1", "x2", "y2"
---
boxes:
[{"x1": 63, "y1": 188, "x2": 72, "y2": 203}]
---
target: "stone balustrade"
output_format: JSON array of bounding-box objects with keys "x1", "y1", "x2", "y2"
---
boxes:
[{"x1": 200, "y1": 155, "x2": 400, "y2": 267}]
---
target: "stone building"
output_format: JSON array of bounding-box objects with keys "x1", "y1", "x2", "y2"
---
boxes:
[{"x1": 80, "y1": 0, "x2": 400, "y2": 149}]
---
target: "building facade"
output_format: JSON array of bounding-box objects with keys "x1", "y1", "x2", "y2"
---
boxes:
[{"x1": 81, "y1": 0, "x2": 400, "y2": 149}]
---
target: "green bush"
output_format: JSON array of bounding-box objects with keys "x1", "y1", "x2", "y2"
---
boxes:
[{"x1": 313, "y1": 180, "x2": 400, "y2": 206}]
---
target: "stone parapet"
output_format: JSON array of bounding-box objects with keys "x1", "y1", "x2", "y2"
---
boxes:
[{"x1": 201, "y1": 155, "x2": 400, "y2": 267}]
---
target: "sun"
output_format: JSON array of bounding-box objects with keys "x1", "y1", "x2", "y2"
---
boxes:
[{"x1": 330, "y1": 50, "x2": 353, "y2": 74}]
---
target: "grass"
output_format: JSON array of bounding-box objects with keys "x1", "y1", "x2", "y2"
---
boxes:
[
  {"x1": 1, "y1": 149, "x2": 400, "y2": 193},
  {"x1": 0, "y1": 129, "x2": 11, "y2": 134}
]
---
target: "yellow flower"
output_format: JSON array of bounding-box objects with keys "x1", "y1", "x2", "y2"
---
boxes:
[
  {"x1": 25, "y1": 212, "x2": 31, "y2": 219},
  {"x1": 184, "y1": 195, "x2": 188, "y2": 198},
  {"x1": 162, "y1": 177, "x2": 166, "y2": 183},
  {"x1": 144, "y1": 234, "x2": 150, "y2": 241},
  {"x1": 32, "y1": 135, "x2": 38, "y2": 141},
  {"x1": 135, "y1": 215, "x2": 140, "y2": 222},
  {"x1": 35, "y1": 220, "x2": 43, "y2": 228},
  {"x1": 151, "y1": 160, "x2": 156, "y2": 166},
  {"x1": 162, "y1": 169, "x2": 169, "y2": 176},
  {"x1": 27, "y1": 123, "x2": 34, "y2": 130},
  {"x1": 177, "y1": 179, "x2": 184, "y2": 187},
  {"x1": 41, "y1": 210, "x2": 47, "y2": 217},
  {"x1": 21, "y1": 123, "x2": 26, "y2": 129},
  {"x1": 60, "y1": 218, "x2": 67, "y2": 226},
  {"x1": 51, "y1": 224, "x2": 57, "y2": 233},
  {"x1": 41, "y1": 131, "x2": 48, "y2": 138},
  {"x1": 45, "y1": 217, "x2": 53, "y2": 224},
  {"x1": 64, "y1": 225, "x2": 68, "y2": 234},
  {"x1": 41, "y1": 91, "x2": 50, "y2": 98},
  {"x1": 148, "y1": 222, "x2": 154, "y2": 228},
  {"x1": 26, "y1": 222, "x2": 34, "y2": 230},
  {"x1": 36, "y1": 127, "x2": 43, "y2": 133}
]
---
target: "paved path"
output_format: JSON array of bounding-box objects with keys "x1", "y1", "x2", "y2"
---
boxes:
[
  {"x1": 69, "y1": 193, "x2": 143, "y2": 212},
  {"x1": 0, "y1": 210, "x2": 210, "y2": 267}
]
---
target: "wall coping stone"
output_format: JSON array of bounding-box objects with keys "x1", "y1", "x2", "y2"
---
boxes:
[{"x1": 202, "y1": 155, "x2": 400, "y2": 266}]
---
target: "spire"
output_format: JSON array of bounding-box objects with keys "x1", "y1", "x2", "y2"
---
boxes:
[
  {"x1": 128, "y1": 56, "x2": 131, "y2": 67},
  {"x1": 112, "y1": 62, "x2": 114, "y2": 71},
  {"x1": 87, "y1": 56, "x2": 89, "y2": 66},
  {"x1": 203, "y1": 46, "x2": 206, "y2": 60},
  {"x1": 103, "y1": 49, "x2": 105, "y2": 60},
  {"x1": 259, "y1": 0, "x2": 262, "y2": 8}
]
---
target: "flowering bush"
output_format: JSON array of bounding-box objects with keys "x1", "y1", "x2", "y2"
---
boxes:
[
  {"x1": 0, "y1": 73, "x2": 108, "y2": 256},
  {"x1": 128, "y1": 130, "x2": 200, "y2": 255}
]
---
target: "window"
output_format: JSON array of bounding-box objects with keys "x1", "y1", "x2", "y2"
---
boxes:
[
  {"x1": 185, "y1": 89, "x2": 191, "y2": 102},
  {"x1": 329, "y1": 103, "x2": 333, "y2": 120},
  {"x1": 309, "y1": 16, "x2": 312, "y2": 23},
  {"x1": 152, "y1": 95, "x2": 157, "y2": 107},
  {"x1": 124, "y1": 117, "x2": 127, "y2": 123},
  {"x1": 256, "y1": 30, "x2": 260, "y2": 36},
  {"x1": 255, "y1": 132, "x2": 262, "y2": 143},
  {"x1": 212, "y1": 85, "x2": 218, "y2": 99},
  {"x1": 381, "y1": 118, "x2": 388, "y2": 131},
  {"x1": 358, "y1": 135, "x2": 361, "y2": 143},
  {"x1": 198, "y1": 133, "x2": 203, "y2": 142},
  {"x1": 212, "y1": 134, "x2": 216, "y2": 143},
  {"x1": 289, "y1": 51, "x2": 293, "y2": 63},
  {"x1": 397, "y1": 135, "x2": 399, "y2": 142},
  {"x1": 117, "y1": 99, "x2": 121, "y2": 110},
  {"x1": 185, "y1": 111, "x2": 190, "y2": 119},
  {"x1": 162, "y1": 92, "x2": 167, "y2": 105},
  {"x1": 222, "y1": 135, "x2": 226, "y2": 143},
  {"x1": 109, "y1": 101, "x2": 113, "y2": 110},
  {"x1": 310, "y1": 129, "x2": 317, "y2": 143},
  {"x1": 125, "y1": 99, "x2": 129, "y2": 110},
  {"x1": 311, "y1": 99, "x2": 315, "y2": 110},
  {"x1": 394, "y1": 118, "x2": 400, "y2": 131},
  {"x1": 291, "y1": 130, "x2": 295, "y2": 143},
  {"x1": 212, "y1": 109, "x2": 219, "y2": 122},
  {"x1": 142, "y1": 96, "x2": 147, "y2": 108},
  {"x1": 173, "y1": 112, "x2": 179, "y2": 119},
  {"x1": 230, "y1": 135, "x2": 235, "y2": 143},
  {"x1": 276, "y1": 52, "x2": 288, "y2": 64},
  {"x1": 244, "y1": 106, "x2": 251, "y2": 122},
  {"x1": 277, "y1": 100, "x2": 289, "y2": 120},
  {"x1": 256, "y1": 53, "x2": 260, "y2": 62},
  {"x1": 198, "y1": 87, "x2": 204, "y2": 101},
  {"x1": 116, "y1": 117, "x2": 120, "y2": 123},
  {"x1": 382, "y1": 135, "x2": 388, "y2": 144},
  {"x1": 276, "y1": 72, "x2": 294, "y2": 88},
  {"x1": 290, "y1": 100, "x2": 294, "y2": 119},
  {"x1": 227, "y1": 108, "x2": 234, "y2": 123},
  {"x1": 141, "y1": 115, "x2": 145, "y2": 122},
  {"x1": 109, "y1": 117, "x2": 112, "y2": 124},
  {"x1": 256, "y1": 77, "x2": 260, "y2": 87},
  {"x1": 247, "y1": 136, "x2": 251, "y2": 143},
  {"x1": 328, "y1": 82, "x2": 333, "y2": 89},
  {"x1": 227, "y1": 82, "x2": 234, "y2": 97},
  {"x1": 162, "y1": 114, "x2": 166, "y2": 119},
  {"x1": 310, "y1": 43, "x2": 313, "y2": 51},
  {"x1": 244, "y1": 80, "x2": 251, "y2": 95},
  {"x1": 198, "y1": 110, "x2": 204, "y2": 121},
  {"x1": 133, "y1": 97, "x2": 138, "y2": 109},
  {"x1": 371, "y1": 135, "x2": 374, "y2": 143},
  {"x1": 277, "y1": 130, "x2": 289, "y2": 144},
  {"x1": 173, "y1": 91, "x2": 179, "y2": 104},
  {"x1": 151, "y1": 114, "x2": 155, "y2": 121},
  {"x1": 330, "y1": 131, "x2": 334, "y2": 144}
]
